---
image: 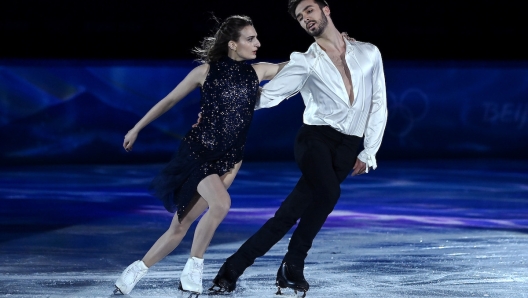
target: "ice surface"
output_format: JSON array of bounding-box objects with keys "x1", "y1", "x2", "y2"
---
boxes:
[{"x1": 1, "y1": 160, "x2": 527, "y2": 297}]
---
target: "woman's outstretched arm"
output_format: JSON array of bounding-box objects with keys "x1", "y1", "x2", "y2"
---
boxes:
[{"x1": 123, "y1": 63, "x2": 210, "y2": 151}]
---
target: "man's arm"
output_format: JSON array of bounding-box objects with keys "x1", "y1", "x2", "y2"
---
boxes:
[
  {"x1": 255, "y1": 52, "x2": 309, "y2": 110},
  {"x1": 356, "y1": 46, "x2": 388, "y2": 173}
]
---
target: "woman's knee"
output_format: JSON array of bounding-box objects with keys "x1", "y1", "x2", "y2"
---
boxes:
[
  {"x1": 168, "y1": 221, "x2": 190, "y2": 237},
  {"x1": 209, "y1": 195, "x2": 231, "y2": 217}
]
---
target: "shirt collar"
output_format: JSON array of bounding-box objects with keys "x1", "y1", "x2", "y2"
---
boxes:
[{"x1": 311, "y1": 36, "x2": 355, "y2": 56}]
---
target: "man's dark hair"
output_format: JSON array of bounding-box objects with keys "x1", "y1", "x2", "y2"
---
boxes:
[{"x1": 287, "y1": 0, "x2": 329, "y2": 19}]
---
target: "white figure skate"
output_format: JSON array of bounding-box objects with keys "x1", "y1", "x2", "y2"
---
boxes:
[
  {"x1": 114, "y1": 260, "x2": 149, "y2": 295},
  {"x1": 178, "y1": 257, "x2": 204, "y2": 297}
]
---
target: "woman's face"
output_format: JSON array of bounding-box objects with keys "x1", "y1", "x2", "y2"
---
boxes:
[{"x1": 231, "y1": 25, "x2": 261, "y2": 61}]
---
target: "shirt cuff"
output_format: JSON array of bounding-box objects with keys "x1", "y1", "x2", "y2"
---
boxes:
[
  {"x1": 255, "y1": 93, "x2": 284, "y2": 110},
  {"x1": 357, "y1": 150, "x2": 377, "y2": 173}
]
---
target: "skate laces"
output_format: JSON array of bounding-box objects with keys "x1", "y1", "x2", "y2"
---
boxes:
[
  {"x1": 188, "y1": 260, "x2": 203, "y2": 284},
  {"x1": 125, "y1": 262, "x2": 148, "y2": 284}
]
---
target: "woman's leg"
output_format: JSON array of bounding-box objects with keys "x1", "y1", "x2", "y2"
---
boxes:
[
  {"x1": 115, "y1": 197, "x2": 210, "y2": 294},
  {"x1": 142, "y1": 198, "x2": 209, "y2": 267},
  {"x1": 142, "y1": 161, "x2": 242, "y2": 267},
  {"x1": 190, "y1": 161, "x2": 242, "y2": 258}
]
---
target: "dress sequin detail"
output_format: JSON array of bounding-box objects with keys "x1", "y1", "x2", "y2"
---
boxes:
[{"x1": 149, "y1": 57, "x2": 259, "y2": 221}]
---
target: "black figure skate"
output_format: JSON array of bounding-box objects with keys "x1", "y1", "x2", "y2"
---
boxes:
[
  {"x1": 275, "y1": 262, "x2": 309, "y2": 298},
  {"x1": 208, "y1": 261, "x2": 241, "y2": 294}
]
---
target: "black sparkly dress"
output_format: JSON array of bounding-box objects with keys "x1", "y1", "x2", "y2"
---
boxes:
[{"x1": 149, "y1": 57, "x2": 259, "y2": 222}]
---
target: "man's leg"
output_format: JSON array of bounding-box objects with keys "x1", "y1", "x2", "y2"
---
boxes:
[
  {"x1": 226, "y1": 174, "x2": 314, "y2": 271},
  {"x1": 209, "y1": 175, "x2": 314, "y2": 293},
  {"x1": 283, "y1": 135, "x2": 360, "y2": 266},
  {"x1": 273, "y1": 131, "x2": 346, "y2": 294},
  {"x1": 214, "y1": 126, "x2": 335, "y2": 278},
  {"x1": 226, "y1": 125, "x2": 339, "y2": 270}
]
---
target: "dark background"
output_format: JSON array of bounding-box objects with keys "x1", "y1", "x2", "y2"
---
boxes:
[
  {"x1": 1, "y1": 0, "x2": 527, "y2": 165},
  {"x1": 0, "y1": 0, "x2": 524, "y2": 61}
]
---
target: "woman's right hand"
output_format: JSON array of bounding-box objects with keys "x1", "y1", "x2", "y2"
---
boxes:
[
  {"x1": 123, "y1": 129, "x2": 138, "y2": 152},
  {"x1": 192, "y1": 112, "x2": 202, "y2": 128}
]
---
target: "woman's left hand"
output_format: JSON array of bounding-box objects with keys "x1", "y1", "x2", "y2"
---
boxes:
[
  {"x1": 192, "y1": 112, "x2": 202, "y2": 128},
  {"x1": 341, "y1": 32, "x2": 356, "y2": 42}
]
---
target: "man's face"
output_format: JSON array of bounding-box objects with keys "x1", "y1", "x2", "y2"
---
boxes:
[{"x1": 294, "y1": 0, "x2": 329, "y2": 37}]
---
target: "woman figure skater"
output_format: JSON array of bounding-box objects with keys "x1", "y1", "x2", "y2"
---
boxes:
[{"x1": 113, "y1": 15, "x2": 286, "y2": 296}]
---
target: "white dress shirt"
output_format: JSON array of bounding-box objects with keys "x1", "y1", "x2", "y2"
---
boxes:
[{"x1": 256, "y1": 39, "x2": 387, "y2": 172}]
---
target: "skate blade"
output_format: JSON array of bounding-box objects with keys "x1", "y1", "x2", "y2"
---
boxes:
[
  {"x1": 208, "y1": 284, "x2": 228, "y2": 294},
  {"x1": 178, "y1": 282, "x2": 201, "y2": 297},
  {"x1": 296, "y1": 289, "x2": 307, "y2": 298},
  {"x1": 113, "y1": 285, "x2": 124, "y2": 295},
  {"x1": 208, "y1": 279, "x2": 236, "y2": 295},
  {"x1": 275, "y1": 286, "x2": 306, "y2": 297},
  {"x1": 180, "y1": 291, "x2": 200, "y2": 298}
]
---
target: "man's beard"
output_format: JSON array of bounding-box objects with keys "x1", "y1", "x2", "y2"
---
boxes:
[{"x1": 306, "y1": 13, "x2": 328, "y2": 37}]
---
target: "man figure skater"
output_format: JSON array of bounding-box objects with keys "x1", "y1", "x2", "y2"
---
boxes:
[{"x1": 210, "y1": 0, "x2": 388, "y2": 296}]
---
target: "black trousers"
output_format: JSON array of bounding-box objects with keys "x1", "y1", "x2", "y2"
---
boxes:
[{"x1": 228, "y1": 124, "x2": 361, "y2": 272}]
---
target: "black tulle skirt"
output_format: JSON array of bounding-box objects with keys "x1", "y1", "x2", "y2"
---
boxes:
[{"x1": 149, "y1": 139, "x2": 243, "y2": 222}]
